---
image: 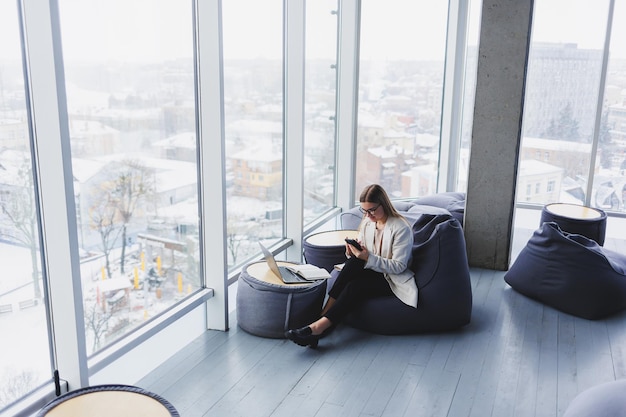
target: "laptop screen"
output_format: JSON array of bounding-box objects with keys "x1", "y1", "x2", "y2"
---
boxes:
[{"x1": 258, "y1": 242, "x2": 282, "y2": 279}]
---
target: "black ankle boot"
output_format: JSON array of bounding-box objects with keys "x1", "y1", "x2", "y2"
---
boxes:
[{"x1": 285, "y1": 326, "x2": 320, "y2": 348}]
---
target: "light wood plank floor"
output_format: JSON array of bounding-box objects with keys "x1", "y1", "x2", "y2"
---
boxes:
[{"x1": 138, "y1": 263, "x2": 626, "y2": 417}]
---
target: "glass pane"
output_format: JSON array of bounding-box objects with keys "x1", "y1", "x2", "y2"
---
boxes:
[
  {"x1": 356, "y1": 0, "x2": 449, "y2": 199},
  {"x1": 304, "y1": 0, "x2": 338, "y2": 223},
  {"x1": 58, "y1": 0, "x2": 201, "y2": 355},
  {"x1": 457, "y1": 0, "x2": 483, "y2": 192},
  {"x1": 223, "y1": 0, "x2": 283, "y2": 267},
  {"x1": 0, "y1": 2, "x2": 53, "y2": 409},
  {"x1": 518, "y1": 0, "x2": 609, "y2": 206},
  {"x1": 598, "y1": 0, "x2": 626, "y2": 213}
]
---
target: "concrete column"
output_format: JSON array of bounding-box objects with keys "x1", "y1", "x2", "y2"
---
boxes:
[{"x1": 464, "y1": 0, "x2": 534, "y2": 270}]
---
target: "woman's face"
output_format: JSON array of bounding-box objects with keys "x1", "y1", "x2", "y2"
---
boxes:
[{"x1": 360, "y1": 202, "x2": 384, "y2": 221}]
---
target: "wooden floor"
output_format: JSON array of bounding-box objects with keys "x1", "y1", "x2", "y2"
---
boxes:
[{"x1": 138, "y1": 263, "x2": 626, "y2": 417}]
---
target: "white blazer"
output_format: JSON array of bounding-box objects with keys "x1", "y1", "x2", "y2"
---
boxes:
[{"x1": 358, "y1": 215, "x2": 417, "y2": 308}]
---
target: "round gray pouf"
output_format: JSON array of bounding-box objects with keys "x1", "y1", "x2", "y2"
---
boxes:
[
  {"x1": 563, "y1": 379, "x2": 626, "y2": 417},
  {"x1": 236, "y1": 261, "x2": 327, "y2": 338},
  {"x1": 303, "y1": 230, "x2": 356, "y2": 273},
  {"x1": 540, "y1": 203, "x2": 607, "y2": 245}
]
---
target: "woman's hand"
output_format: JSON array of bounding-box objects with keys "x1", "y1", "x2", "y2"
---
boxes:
[{"x1": 346, "y1": 241, "x2": 368, "y2": 261}]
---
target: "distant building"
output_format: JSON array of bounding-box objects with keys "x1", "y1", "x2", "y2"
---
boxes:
[
  {"x1": 226, "y1": 119, "x2": 282, "y2": 145},
  {"x1": 230, "y1": 145, "x2": 282, "y2": 200},
  {"x1": 0, "y1": 118, "x2": 28, "y2": 150},
  {"x1": 357, "y1": 145, "x2": 414, "y2": 196},
  {"x1": 154, "y1": 131, "x2": 197, "y2": 163},
  {"x1": 523, "y1": 43, "x2": 603, "y2": 140},
  {"x1": 607, "y1": 90, "x2": 626, "y2": 147},
  {"x1": 521, "y1": 137, "x2": 594, "y2": 179},
  {"x1": 69, "y1": 120, "x2": 122, "y2": 157},
  {"x1": 516, "y1": 159, "x2": 563, "y2": 203},
  {"x1": 401, "y1": 164, "x2": 437, "y2": 197},
  {"x1": 72, "y1": 155, "x2": 198, "y2": 249}
]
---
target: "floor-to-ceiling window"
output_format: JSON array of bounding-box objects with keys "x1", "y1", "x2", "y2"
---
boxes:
[
  {"x1": 356, "y1": 0, "x2": 449, "y2": 199},
  {"x1": 0, "y1": 0, "x2": 480, "y2": 413},
  {"x1": 599, "y1": 0, "x2": 626, "y2": 212},
  {"x1": 58, "y1": 0, "x2": 201, "y2": 356},
  {"x1": 0, "y1": 1, "x2": 52, "y2": 408},
  {"x1": 222, "y1": 0, "x2": 284, "y2": 268},
  {"x1": 303, "y1": 0, "x2": 338, "y2": 223},
  {"x1": 517, "y1": 0, "x2": 626, "y2": 213}
]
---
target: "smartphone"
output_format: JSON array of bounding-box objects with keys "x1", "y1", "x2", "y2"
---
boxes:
[{"x1": 345, "y1": 238, "x2": 362, "y2": 250}]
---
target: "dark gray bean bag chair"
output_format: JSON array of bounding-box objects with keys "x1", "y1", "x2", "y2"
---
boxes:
[
  {"x1": 236, "y1": 262, "x2": 327, "y2": 338},
  {"x1": 563, "y1": 379, "x2": 626, "y2": 417},
  {"x1": 413, "y1": 192, "x2": 466, "y2": 225},
  {"x1": 334, "y1": 212, "x2": 473, "y2": 334},
  {"x1": 504, "y1": 222, "x2": 626, "y2": 320}
]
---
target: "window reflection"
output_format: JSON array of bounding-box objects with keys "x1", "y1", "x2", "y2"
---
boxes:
[
  {"x1": 0, "y1": 1, "x2": 52, "y2": 408},
  {"x1": 59, "y1": 0, "x2": 201, "y2": 355}
]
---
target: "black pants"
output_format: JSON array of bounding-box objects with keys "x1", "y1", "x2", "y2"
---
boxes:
[{"x1": 324, "y1": 256, "x2": 393, "y2": 324}]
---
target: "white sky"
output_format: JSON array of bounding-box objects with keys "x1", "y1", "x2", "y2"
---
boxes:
[
  {"x1": 58, "y1": 0, "x2": 194, "y2": 63},
  {"x1": 2, "y1": 0, "x2": 626, "y2": 62},
  {"x1": 532, "y1": 0, "x2": 626, "y2": 58}
]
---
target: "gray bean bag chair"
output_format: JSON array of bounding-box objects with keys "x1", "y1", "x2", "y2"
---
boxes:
[
  {"x1": 504, "y1": 222, "x2": 626, "y2": 320},
  {"x1": 339, "y1": 201, "x2": 450, "y2": 231},
  {"x1": 563, "y1": 379, "x2": 626, "y2": 417},
  {"x1": 413, "y1": 192, "x2": 466, "y2": 225},
  {"x1": 334, "y1": 212, "x2": 473, "y2": 334},
  {"x1": 236, "y1": 262, "x2": 327, "y2": 338},
  {"x1": 340, "y1": 201, "x2": 418, "y2": 230}
]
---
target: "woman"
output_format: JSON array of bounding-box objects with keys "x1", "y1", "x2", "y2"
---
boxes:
[{"x1": 285, "y1": 184, "x2": 416, "y2": 347}]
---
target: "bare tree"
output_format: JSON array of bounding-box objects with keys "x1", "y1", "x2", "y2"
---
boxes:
[
  {"x1": 0, "y1": 368, "x2": 37, "y2": 409},
  {"x1": 88, "y1": 187, "x2": 122, "y2": 279},
  {"x1": 0, "y1": 154, "x2": 41, "y2": 299},
  {"x1": 108, "y1": 159, "x2": 154, "y2": 274},
  {"x1": 84, "y1": 159, "x2": 153, "y2": 277},
  {"x1": 84, "y1": 300, "x2": 111, "y2": 352},
  {"x1": 226, "y1": 217, "x2": 255, "y2": 266}
]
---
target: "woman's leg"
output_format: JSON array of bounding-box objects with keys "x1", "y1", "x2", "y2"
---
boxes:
[
  {"x1": 318, "y1": 256, "x2": 364, "y2": 318},
  {"x1": 286, "y1": 259, "x2": 391, "y2": 345},
  {"x1": 305, "y1": 271, "x2": 391, "y2": 336},
  {"x1": 320, "y1": 297, "x2": 335, "y2": 317},
  {"x1": 327, "y1": 256, "x2": 367, "y2": 300},
  {"x1": 323, "y1": 270, "x2": 392, "y2": 326}
]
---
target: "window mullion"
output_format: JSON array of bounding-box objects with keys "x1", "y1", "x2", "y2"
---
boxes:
[
  {"x1": 335, "y1": 0, "x2": 360, "y2": 209},
  {"x1": 195, "y1": 0, "x2": 229, "y2": 331},
  {"x1": 284, "y1": 0, "x2": 306, "y2": 260},
  {"x1": 439, "y1": 0, "x2": 470, "y2": 192},
  {"x1": 21, "y1": 0, "x2": 88, "y2": 389},
  {"x1": 585, "y1": 0, "x2": 615, "y2": 206}
]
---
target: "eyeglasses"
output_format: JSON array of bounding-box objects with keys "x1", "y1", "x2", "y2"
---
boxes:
[{"x1": 359, "y1": 204, "x2": 381, "y2": 215}]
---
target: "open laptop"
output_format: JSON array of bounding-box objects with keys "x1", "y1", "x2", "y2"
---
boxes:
[{"x1": 258, "y1": 242, "x2": 308, "y2": 284}]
